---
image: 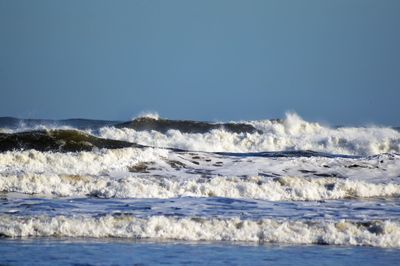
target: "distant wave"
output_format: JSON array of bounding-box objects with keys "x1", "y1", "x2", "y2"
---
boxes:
[
  {"x1": 114, "y1": 117, "x2": 260, "y2": 134},
  {"x1": 1, "y1": 112, "x2": 400, "y2": 155},
  {"x1": 100, "y1": 113, "x2": 400, "y2": 156},
  {"x1": 0, "y1": 117, "x2": 119, "y2": 130},
  {"x1": 0, "y1": 129, "x2": 137, "y2": 152}
]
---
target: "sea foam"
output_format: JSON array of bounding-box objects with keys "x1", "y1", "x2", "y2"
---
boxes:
[
  {"x1": 1, "y1": 215, "x2": 399, "y2": 248},
  {"x1": 98, "y1": 113, "x2": 400, "y2": 156},
  {"x1": 1, "y1": 148, "x2": 399, "y2": 200}
]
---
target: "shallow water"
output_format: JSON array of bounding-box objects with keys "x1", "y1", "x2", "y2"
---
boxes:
[{"x1": 1, "y1": 238, "x2": 399, "y2": 266}]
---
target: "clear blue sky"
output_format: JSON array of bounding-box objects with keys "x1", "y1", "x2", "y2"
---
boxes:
[{"x1": 0, "y1": 0, "x2": 399, "y2": 125}]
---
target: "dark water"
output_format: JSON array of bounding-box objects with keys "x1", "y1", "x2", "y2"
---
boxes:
[
  {"x1": 0, "y1": 130, "x2": 139, "y2": 152},
  {"x1": 115, "y1": 117, "x2": 260, "y2": 134},
  {"x1": 0, "y1": 116, "x2": 259, "y2": 134},
  {"x1": 0, "y1": 117, "x2": 120, "y2": 130}
]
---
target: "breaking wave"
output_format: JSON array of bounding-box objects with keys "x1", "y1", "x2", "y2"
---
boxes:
[
  {"x1": 98, "y1": 113, "x2": 400, "y2": 156},
  {"x1": 2, "y1": 173, "x2": 400, "y2": 200},
  {"x1": 1, "y1": 215, "x2": 399, "y2": 248},
  {"x1": 2, "y1": 113, "x2": 399, "y2": 156},
  {"x1": 1, "y1": 148, "x2": 399, "y2": 200}
]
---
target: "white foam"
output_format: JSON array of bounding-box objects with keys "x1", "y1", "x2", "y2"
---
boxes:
[
  {"x1": 97, "y1": 113, "x2": 400, "y2": 156},
  {"x1": 2, "y1": 172, "x2": 400, "y2": 200},
  {"x1": 1, "y1": 215, "x2": 399, "y2": 248},
  {"x1": 0, "y1": 148, "x2": 399, "y2": 199},
  {"x1": 132, "y1": 111, "x2": 160, "y2": 120}
]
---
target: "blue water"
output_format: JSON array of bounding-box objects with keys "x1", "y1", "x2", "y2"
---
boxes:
[
  {"x1": 1, "y1": 238, "x2": 399, "y2": 266},
  {"x1": 2, "y1": 196, "x2": 400, "y2": 221}
]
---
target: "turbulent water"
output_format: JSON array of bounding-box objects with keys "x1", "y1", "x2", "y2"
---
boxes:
[{"x1": 1, "y1": 113, "x2": 400, "y2": 248}]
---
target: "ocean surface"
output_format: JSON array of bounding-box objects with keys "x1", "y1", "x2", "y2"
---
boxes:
[{"x1": 1, "y1": 112, "x2": 400, "y2": 264}]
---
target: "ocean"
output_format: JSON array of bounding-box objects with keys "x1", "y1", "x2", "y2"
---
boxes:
[{"x1": 0, "y1": 112, "x2": 400, "y2": 265}]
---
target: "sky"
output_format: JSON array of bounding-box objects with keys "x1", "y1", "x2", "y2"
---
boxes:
[{"x1": 0, "y1": 0, "x2": 399, "y2": 125}]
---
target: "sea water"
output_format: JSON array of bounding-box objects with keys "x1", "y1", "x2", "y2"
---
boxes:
[
  {"x1": 1, "y1": 112, "x2": 400, "y2": 264},
  {"x1": 1, "y1": 238, "x2": 399, "y2": 265}
]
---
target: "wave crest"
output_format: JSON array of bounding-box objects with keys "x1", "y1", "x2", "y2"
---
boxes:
[
  {"x1": 99, "y1": 113, "x2": 400, "y2": 155},
  {"x1": 1, "y1": 215, "x2": 399, "y2": 247}
]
